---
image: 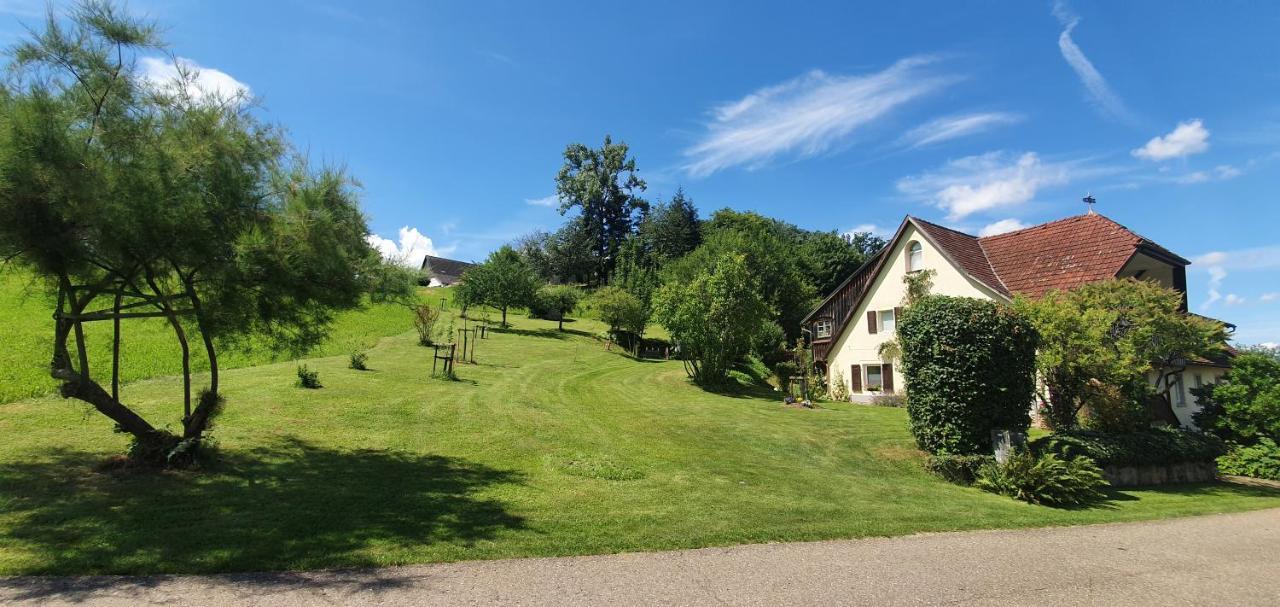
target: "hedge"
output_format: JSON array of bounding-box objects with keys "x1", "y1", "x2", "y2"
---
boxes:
[
  {"x1": 1030, "y1": 427, "x2": 1225, "y2": 468},
  {"x1": 898, "y1": 296, "x2": 1039, "y2": 455}
]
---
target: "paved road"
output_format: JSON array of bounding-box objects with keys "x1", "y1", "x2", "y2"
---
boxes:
[{"x1": 3, "y1": 509, "x2": 1278, "y2": 606}]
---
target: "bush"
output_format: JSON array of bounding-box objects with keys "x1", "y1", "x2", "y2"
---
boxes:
[
  {"x1": 349, "y1": 351, "x2": 368, "y2": 371},
  {"x1": 898, "y1": 296, "x2": 1040, "y2": 455},
  {"x1": 871, "y1": 393, "x2": 907, "y2": 408},
  {"x1": 413, "y1": 304, "x2": 441, "y2": 346},
  {"x1": 828, "y1": 369, "x2": 849, "y2": 401},
  {"x1": 296, "y1": 364, "x2": 321, "y2": 389},
  {"x1": 974, "y1": 451, "x2": 1106, "y2": 507},
  {"x1": 591, "y1": 286, "x2": 649, "y2": 337},
  {"x1": 925, "y1": 454, "x2": 994, "y2": 485},
  {"x1": 1193, "y1": 349, "x2": 1280, "y2": 445},
  {"x1": 1217, "y1": 438, "x2": 1280, "y2": 480},
  {"x1": 1030, "y1": 427, "x2": 1225, "y2": 468}
]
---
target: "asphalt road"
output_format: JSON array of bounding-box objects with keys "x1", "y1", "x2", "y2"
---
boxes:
[{"x1": 3, "y1": 508, "x2": 1278, "y2": 606}]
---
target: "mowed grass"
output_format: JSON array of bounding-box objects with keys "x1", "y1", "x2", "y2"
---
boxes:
[
  {"x1": 0, "y1": 269, "x2": 442, "y2": 403},
  {"x1": 0, "y1": 309, "x2": 1277, "y2": 576}
]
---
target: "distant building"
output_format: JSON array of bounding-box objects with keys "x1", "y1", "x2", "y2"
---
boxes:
[{"x1": 420, "y1": 255, "x2": 476, "y2": 287}]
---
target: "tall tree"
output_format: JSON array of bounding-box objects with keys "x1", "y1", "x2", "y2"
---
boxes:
[
  {"x1": 466, "y1": 245, "x2": 541, "y2": 327},
  {"x1": 799, "y1": 230, "x2": 882, "y2": 296},
  {"x1": 641, "y1": 187, "x2": 701, "y2": 263},
  {"x1": 0, "y1": 2, "x2": 413, "y2": 465},
  {"x1": 555, "y1": 135, "x2": 648, "y2": 284}
]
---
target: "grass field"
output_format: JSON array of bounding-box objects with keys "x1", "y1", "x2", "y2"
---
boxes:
[
  {"x1": 1, "y1": 305, "x2": 1276, "y2": 575},
  {"x1": 0, "y1": 269, "x2": 442, "y2": 404}
]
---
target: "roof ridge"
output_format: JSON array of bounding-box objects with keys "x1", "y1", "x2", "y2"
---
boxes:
[{"x1": 908, "y1": 215, "x2": 978, "y2": 239}]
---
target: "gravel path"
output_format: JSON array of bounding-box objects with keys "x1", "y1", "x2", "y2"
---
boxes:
[{"x1": 3, "y1": 508, "x2": 1278, "y2": 606}]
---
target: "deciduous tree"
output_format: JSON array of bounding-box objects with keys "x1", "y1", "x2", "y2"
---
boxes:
[{"x1": 555, "y1": 135, "x2": 648, "y2": 284}]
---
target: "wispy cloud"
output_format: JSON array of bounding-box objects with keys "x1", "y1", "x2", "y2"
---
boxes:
[
  {"x1": 683, "y1": 56, "x2": 960, "y2": 177},
  {"x1": 1193, "y1": 245, "x2": 1280, "y2": 310},
  {"x1": 1173, "y1": 164, "x2": 1241, "y2": 184},
  {"x1": 1053, "y1": 1, "x2": 1132, "y2": 122},
  {"x1": 525, "y1": 194, "x2": 560, "y2": 208},
  {"x1": 1261, "y1": 293, "x2": 1279, "y2": 303},
  {"x1": 139, "y1": 56, "x2": 250, "y2": 103},
  {"x1": 845, "y1": 223, "x2": 893, "y2": 238},
  {"x1": 897, "y1": 151, "x2": 1112, "y2": 220},
  {"x1": 1132, "y1": 119, "x2": 1211, "y2": 161},
  {"x1": 899, "y1": 112, "x2": 1022, "y2": 148},
  {"x1": 367, "y1": 226, "x2": 449, "y2": 268},
  {"x1": 978, "y1": 218, "x2": 1031, "y2": 237}
]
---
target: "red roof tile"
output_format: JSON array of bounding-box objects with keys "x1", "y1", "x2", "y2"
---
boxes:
[{"x1": 911, "y1": 218, "x2": 1011, "y2": 297}]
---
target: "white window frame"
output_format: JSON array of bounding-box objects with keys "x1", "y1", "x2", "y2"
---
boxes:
[
  {"x1": 1173, "y1": 373, "x2": 1187, "y2": 407},
  {"x1": 866, "y1": 364, "x2": 883, "y2": 391},
  {"x1": 815, "y1": 318, "x2": 833, "y2": 339},
  {"x1": 907, "y1": 241, "x2": 923, "y2": 273},
  {"x1": 879, "y1": 309, "x2": 895, "y2": 333}
]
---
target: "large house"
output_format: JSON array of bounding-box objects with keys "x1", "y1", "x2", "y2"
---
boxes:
[
  {"x1": 803, "y1": 209, "x2": 1230, "y2": 427},
  {"x1": 420, "y1": 255, "x2": 476, "y2": 287}
]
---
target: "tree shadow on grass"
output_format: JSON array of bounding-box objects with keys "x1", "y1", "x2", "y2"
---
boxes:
[
  {"x1": 0, "y1": 437, "x2": 526, "y2": 583},
  {"x1": 1047, "y1": 480, "x2": 1280, "y2": 512},
  {"x1": 490, "y1": 326, "x2": 569, "y2": 340}
]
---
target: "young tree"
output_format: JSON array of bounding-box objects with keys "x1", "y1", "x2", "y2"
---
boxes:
[
  {"x1": 555, "y1": 135, "x2": 648, "y2": 284},
  {"x1": 1015, "y1": 279, "x2": 1228, "y2": 431},
  {"x1": 640, "y1": 187, "x2": 701, "y2": 263},
  {"x1": 0, "y1": 2, "x2": 412, "y2": 464},
  {"x1": 589, "y1": 286, "x2": 648, "y2": 338},
  {"x1": 1194, "y1": 348, "x2": 1280, "y2": 444},
  {"x1": 652, "y1": 253, "x2": 770, "y2": 385},
  {"x1": 467, "y1": 245, "x2": 541, "y2": 327},
  {"x1": 535, "y1": 284, "x2": 583, "y2": 331}
]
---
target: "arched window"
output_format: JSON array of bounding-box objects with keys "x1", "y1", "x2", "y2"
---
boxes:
[{"x1": 907, "y1": 241, "x2": 923, "y2": 272}]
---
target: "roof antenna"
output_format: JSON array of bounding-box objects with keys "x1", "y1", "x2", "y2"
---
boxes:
[{"x1": 1083, "y1": 193, "x2": 1097, "y2": 215}]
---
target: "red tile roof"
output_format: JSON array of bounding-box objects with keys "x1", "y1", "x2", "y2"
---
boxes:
[{"x1": 974, "y1": 213, "x2": 1171, "y2": 298}]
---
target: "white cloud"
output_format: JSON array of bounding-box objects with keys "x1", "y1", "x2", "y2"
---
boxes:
[
  {"x1": 899, "y1": 112, "x2": 1022, "y2": 148},
  {"x1": 1193, "y1": 246, "x2": 1280, "y2": 310},
  {"x1": 1174, "y1": 164, "x2": 1241, "y2": 184},
  {"x1": 524, "y1": 195, "x2": 560, "y2": 208},
  {"x1": 1054, "y1": 2, "x2": 1131, "y2": 121},
  {"x1": 1224, "y1": 293, "x2": 1245, "y2": 306},
  {"x1": 1261, "y1": 342, "x2": 1279, "y2": 350},
  {"x1": 683, "y1": 56, "x2": 960, "y2": 177},
  {"x1": 366, "y1": 226, "x2": 442, "y2": 269},
  {"x1": 1262, "y1": 293, "x2": 1279, "y2": 302},
  {"x1": 896, "y1": 151, "x2": 1099, "y2": 220},
  {"x1": 978, "y1": 218, "x2": 1031, "y2": 237},
  {"x1": 1132, "y1": 119, "x2": 1210, "y2": 161},
  {"x1": 139, "y1": 56, "x2": 250, "y2": 103},
  {"x1": 845, "y1": 223, "x2": 892, "y2": 238}
]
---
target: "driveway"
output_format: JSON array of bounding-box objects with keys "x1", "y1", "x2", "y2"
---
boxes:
[{"x1": 3, "y1": 508, "x2": 1278, "y2": 606}]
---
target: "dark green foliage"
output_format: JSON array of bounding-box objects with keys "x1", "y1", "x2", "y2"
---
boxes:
[
  {"x1": 589, "y1": 286, "x2": 648, "y2": 337},
  {"x1": 1193, "y1": 349, "x2": 1280, "y2": 445},
  {"x1": 611, "y1": 234, "x2": 660, "y2": 307},
  {"x1": 295, "y1": 365, "x2": 321, "y2": 389},
  {"x1": 532, "y1": 284, "x2": 583, "y2": 330},
  {"x1": 797, "y1": 230, "x2": 883, "y2": 297},
  {"x1": 1217, "y1": 439, "x2": 1280, "y2": 480},
  {"x1": 925, "y1": 454, "x2": 995, "y2": 485},
  {"x1": 555, "y1": 135, "x2": 648, "y2": 284},
  {"x1": 974, "y1": 451, "x2": 1107, "y2": 507},
  {"x1": 639, "y1": 187, "x2": 701, "y2": 263},
  {"x1": 1030, "y1": 428, "x2": 1226, "y2": 468},
  {"x1": 349, "y1": 351, "x2": 369, "y2": 371},
  {"x1": 897, "y1": 296, "x2": 1040, "y2": 455}
]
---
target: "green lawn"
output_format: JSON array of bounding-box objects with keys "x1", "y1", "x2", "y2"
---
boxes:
[
  {"x1": 0, "y1": 269, "x2": 445, "y2": 404},
  {"x1": 0, "y1": 306, "x2": 1277, "y2": 576}
]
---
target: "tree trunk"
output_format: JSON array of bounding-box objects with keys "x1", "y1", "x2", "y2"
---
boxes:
[
  {"x1": 112, "y1": 290, "x2": 122, "y2": 404},
  {"x1": 183, "y1": 278, "x2": 220, "y2": 440},
  {"x1": 502, "y1": 306, "x2": 508, "y2": 327}
]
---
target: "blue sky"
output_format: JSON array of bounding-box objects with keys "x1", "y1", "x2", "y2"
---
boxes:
[{"x1": 3, "y1": 1, "x2": 1279, "y2": 344}]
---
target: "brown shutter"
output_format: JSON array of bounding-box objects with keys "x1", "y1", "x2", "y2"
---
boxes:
[
  {"x1": 850, "y1": 365, "x2": 862, "y2": 393},
  {"x1": 882, "y1": 363, "x2": 894, "y2": 393},
  {"x1": 894, "y1": 306, "x2": 903, "y2": 324},
  {"x1": 867, "y1": 311, "x2": 877, "y2": 334}
]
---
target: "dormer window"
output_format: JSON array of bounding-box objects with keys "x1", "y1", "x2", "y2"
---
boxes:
[
  {"x1": 907, "y1": 241, "x2": 923, "y2": 272},
  {"x1": 815, "y1": 318, "x2": 833, "y2": 339}
]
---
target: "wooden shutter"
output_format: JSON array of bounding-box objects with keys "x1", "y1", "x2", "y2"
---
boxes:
[
  {"x1": 894, "y1": 306, "x2": 903, "y2": 325},
  {"x1": 882, "y1": 363, "x2": 894, "y2": 393},
  {"x1": 867, "y1": 311, "x2": 877, "y2": 334},
  {"x1": 850, "y1": 365, "x2": 862, "y2": 393}
]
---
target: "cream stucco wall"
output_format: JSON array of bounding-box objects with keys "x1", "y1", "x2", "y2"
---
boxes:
[
  {"x1": 825, "y1": 223, "x2": 1006, "y2": 401},
  {"x1": 1167, "y1": 365, "x2": 1228, "y2": 427}
]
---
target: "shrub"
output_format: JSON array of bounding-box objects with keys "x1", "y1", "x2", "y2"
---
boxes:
[
  {"x1": 1217, "y1": 438, "x2": 1280, "y2": 480},
  {"x1": 296, "y1": 365, "x2": 321, "y2": 389},
  {"x1": 1030, "y1": 427, "x2": 1225, "y2": 468},
  {"x1": 531, "y1": 284, "x2": 583, "y2": 330},
  {"x1": 829, "y1": 369, "x2": 849, "y2": 401},
  {"x1": 349, "y1": 351, "x2": 369, "y2": 371},
  {"x1": 898, "y1": 296, "x2": 1039, "y2": 455},
  {"x1": 591, "y1": 286, "x2": 649, "y2": 337},
  {"x1": 925, "y1": 454, "x2": 994, "y2": 485},
  {"x1": 974, "y1": 451, "x2": 1106, "y2": 507},
  {"x1": 872, "y1": 393, "x2": 907, "y2": 408},
  {"x1": 413, "y1": 304, "x2": 441, "y2": 346},
  {"x1": 1193, "y1": 349, "x2": 1280, "y2": 445}
]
